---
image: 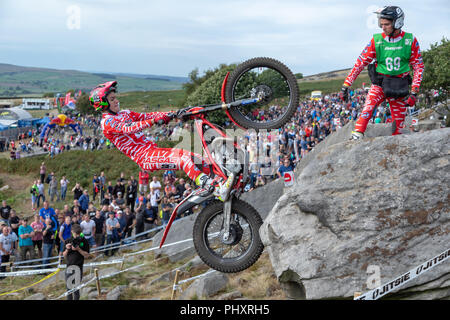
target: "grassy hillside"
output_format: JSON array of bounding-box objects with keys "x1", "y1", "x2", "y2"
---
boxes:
[
  {"x1": 0, "y1": 63, "x2": 184, "y2": 97},
  {"x1": 0, "y1": 139, "x2": 188, "y2": 214},
  {"x1": 118, "y1": 90, "x2": 186, "y2": 112}
]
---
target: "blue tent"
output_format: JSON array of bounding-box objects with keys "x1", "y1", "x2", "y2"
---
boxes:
[
  {"x1": 35, "y1": 116, "x2": 51, "y2": 125},
  {"x1": 0, "y1": 123, "x2": 9, "y2": 131},
  {"x1": 18, "y1": 118, "x2": 41, "y2": 127}
]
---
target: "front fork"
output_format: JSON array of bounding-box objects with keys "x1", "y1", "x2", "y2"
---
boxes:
[
  {"x1": 221, "y1": 173, "x2": 236, "y2": 242},
  {"x1": 222, "y1": 197, "x2": 233, "y2": 242}
]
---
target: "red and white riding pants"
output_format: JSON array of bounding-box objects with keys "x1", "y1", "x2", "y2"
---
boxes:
[
  {"x1": 136, "y1": 148, "x2": 211, "y2": 181},
  {"x1": 355, "y1": 85, "x2": 408, "y2": 135}
]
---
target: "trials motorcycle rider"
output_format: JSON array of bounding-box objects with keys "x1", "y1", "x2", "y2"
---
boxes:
[{"x1": 89, "y1": 81, "x2": 231, "y2": 200}]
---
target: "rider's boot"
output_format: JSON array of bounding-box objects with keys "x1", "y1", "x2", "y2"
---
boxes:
[
  {"x1": 195, "y1": 173, "x2": 233, "y2": 202},
  {"x1": 351, "y1": 130, "x2": 364, "y2": 140}
]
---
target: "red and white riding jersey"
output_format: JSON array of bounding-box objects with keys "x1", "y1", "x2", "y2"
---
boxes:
[
  {"x1": 101, "y1": 109, "x2": 166, "y2": 164},
  {"x1": 344, "y1": 31, "x2": 424, "y2": 92},
  {"x1": 101, "y1": 109, "x2": 210, "y2": 180}
]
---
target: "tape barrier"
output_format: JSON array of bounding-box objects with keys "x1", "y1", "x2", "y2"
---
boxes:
[
  {"x1": 0, "y1": 269, "x2": 60, "y2": 297},
  {"x1": 98, "y1": 262, "x2": 145, "y2": 280},
  {"x1": 53, "y1": 262, "x2": 146, "y2": 300},
  {"x1": 91, "y1": 225, "x2": 164, "y2": 253},
  {"x1": 2, "y1": 225, "x2": 164, "y2": 268},
  {"x1": 355, "y1": 247, "x2": 450, "y2": 300},
  {"x1": 177, "y1": 269, "x2": 217, "y2": 285},
  {"x1": 0, "y1": 259, "x2": 124, "y2": 277},
  {"x1": 0, "y1": 267, "x2": 59, "y2": 278},
  {"x1": 1, "y1": 237, "x2": 192, "y2": 277},
  {"x1": 123, "y1": 238, "x2": 193, "y2": 258},
  {"x1": 92, "y1": 234, "x2": 155, "y2": 255},
  {"x1": 13, "y1": 261, "x2": 60, "y2": 269},
  {"x1": 172, "y1": 269, "x2": 218, "y2": 293},
  {"x1": 2, "y1": 254, "x2": 60, "y2": 266},
  {"x1": 6, "y1": 230, "x2": 157, "y2": 269},
  {"x1": 53, "y1": 276, "x2": 98, "y2": 300}
]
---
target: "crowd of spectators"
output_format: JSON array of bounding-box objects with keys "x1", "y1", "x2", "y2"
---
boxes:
[
  {"x1": 1, "y1": 85, "x2": 401, "y2": 274},
  {"x1": 0, "y1": 163, "x2": 197, "y2": 275},
  {"x1": 231, "y1": 86, "x2": 400, "y2": 190}
]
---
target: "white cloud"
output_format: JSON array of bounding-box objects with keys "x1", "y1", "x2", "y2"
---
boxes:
[{"x1": 0, "y1": 0, "x2": 448, "y2": 76}]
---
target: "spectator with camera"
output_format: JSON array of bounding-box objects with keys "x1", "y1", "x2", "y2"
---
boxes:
[{"x1": 62, "y1": 224, "x2": 90, "y2": 300}]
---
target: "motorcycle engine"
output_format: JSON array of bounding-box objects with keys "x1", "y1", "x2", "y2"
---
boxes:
[{"x1": 210, "y1": 137, "x2": 244, "y2": 175}]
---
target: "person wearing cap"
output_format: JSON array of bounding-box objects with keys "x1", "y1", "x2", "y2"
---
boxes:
[
  {"x1": 18, "y1": 217, "x2": 35, "y2": 262},
  {"x1": 105, "y1": 211, "x2": 120, "y2": 256},
  {"x1": 116, "y1": 191, "x2": 125, "y2": 209},
  {"x1": 116, "y1": 210, "x2": 127, "y2": 241}
]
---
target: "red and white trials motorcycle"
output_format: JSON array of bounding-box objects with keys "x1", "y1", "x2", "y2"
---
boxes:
[{"x1": 158, "y1": 57, "x2": 299, "y2": 272}]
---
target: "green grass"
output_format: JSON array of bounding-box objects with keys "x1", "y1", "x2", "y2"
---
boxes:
[
  {"x1": 118, "y1": 90, "x2": 186, "y2": 112},
  {"x1": 0, "y1": 139, "x2": 186, "y2": 198},
  {"x1": 0, "y1": 67, "x2": 183, "y2": 97}
]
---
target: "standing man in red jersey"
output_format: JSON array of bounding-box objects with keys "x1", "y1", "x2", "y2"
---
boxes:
[{"x1": 341, "y1": 6, "x2": 424, "y2": 139}]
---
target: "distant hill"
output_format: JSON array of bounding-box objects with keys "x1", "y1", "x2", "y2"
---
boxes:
[
  {"x1": 297, "y1": 67, "x2": 370, "y2": 96},
  {"x1": 0, "y1": 63, "x2": 187, "y2": 97},
  {"x1": 110, "y1": 72, "x2": 187, "y2": 83},
  {"x1": 299, "y1": 68, "x2": 353, "y2": 82}
]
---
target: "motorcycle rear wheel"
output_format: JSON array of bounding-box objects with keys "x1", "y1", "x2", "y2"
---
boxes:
[{"x1": 225, "y1": 57, "x2": 299, "y2": 130}]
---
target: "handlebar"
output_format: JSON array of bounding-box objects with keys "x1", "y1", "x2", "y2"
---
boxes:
[{"x1": 156, "y1": 112, "x2": 177, "y2": 125}]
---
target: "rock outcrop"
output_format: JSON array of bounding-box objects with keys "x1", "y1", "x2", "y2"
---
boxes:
[
  {"x1": 180, "y1": 272, "x2": 229, "y2": 299},
  {"x1": 260, "y1": 127, "x2": 450, "y2": 299}
]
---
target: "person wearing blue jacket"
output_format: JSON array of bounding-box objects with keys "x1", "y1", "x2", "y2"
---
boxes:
[{"x1": 78, "y1": 190, "x2": 90, "y2": 214}]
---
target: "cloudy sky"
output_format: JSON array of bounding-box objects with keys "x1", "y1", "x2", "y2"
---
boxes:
[{"x1": 0, "y1": 0, "x2": 448, "y2": 77}]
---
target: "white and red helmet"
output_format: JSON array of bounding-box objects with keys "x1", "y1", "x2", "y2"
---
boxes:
[{"x1": 89, "y1": 81, "x2": 118, "y2": 111}]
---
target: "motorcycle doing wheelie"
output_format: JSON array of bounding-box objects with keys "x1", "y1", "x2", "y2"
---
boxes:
[{"x1": 158, "y1": 57, "x2": 299, "y2": 273}]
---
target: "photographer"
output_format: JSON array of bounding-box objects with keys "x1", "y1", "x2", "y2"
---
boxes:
[{"x1": 62, "y1": 224, "x2": 90, "y2": 300}]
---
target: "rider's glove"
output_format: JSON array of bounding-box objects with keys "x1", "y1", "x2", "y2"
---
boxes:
[
  {"x1": 340, "y1": 85, "x2": 349, "y2": 102},
  {"x1": 153, "y1": 112, "x2": 172, "y2": 125},
  {"x1": 405, "y1": 93, "x2": 417, "y2": 107},
  {"x1": 176, "y1": 107, "x2": 192, "y2": 120},
  {"x1": 177, "y1": 107, "x2": 190, "y2": 116}
]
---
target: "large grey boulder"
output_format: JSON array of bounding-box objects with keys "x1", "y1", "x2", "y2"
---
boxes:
[
  {"x1": 106, "y1": 285, "x2": 127, "y2": 300},
  {"x1": 180, "y1": 272, "x2": 229, "y2": 299},
  {"x1": 260, "y1": 128, "x2": 450, "y2": 300},
  {"x1": 241, "y1": 121, "x2": 394, "y2": 218},
  {"x1": 152, "y1": 215, "x2": 196, "y2": 262},
  {"x1": 241, "y1": 178, "x2": 285, "y2": 220}
]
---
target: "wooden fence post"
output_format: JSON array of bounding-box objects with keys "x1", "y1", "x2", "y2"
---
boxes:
[
  {"x1": 94, "y1": 268, "x2": 101, "y2": 296},
  {"x1": 171, "y1": 270, "x2": 180, "y2": 300}
]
